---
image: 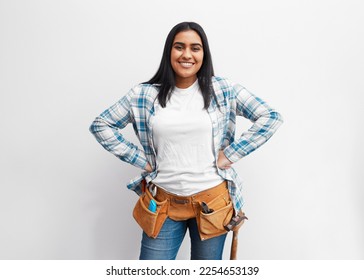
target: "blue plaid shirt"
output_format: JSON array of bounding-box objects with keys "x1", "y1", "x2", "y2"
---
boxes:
[{"x1": 90, "y1": 76, "x2": 283, "y2": 212}]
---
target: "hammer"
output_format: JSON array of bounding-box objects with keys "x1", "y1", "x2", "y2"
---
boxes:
[{"x1": 224, "y1": 211, "x2": 248, "y2": 260}]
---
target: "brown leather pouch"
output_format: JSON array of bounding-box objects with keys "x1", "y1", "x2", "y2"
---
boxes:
[
  {"x1": 132, "y1": 187, "x2": 168, "y2": 239},
  {"x1": 197, "y1": 191, "x2": 234, "y2": 240}
]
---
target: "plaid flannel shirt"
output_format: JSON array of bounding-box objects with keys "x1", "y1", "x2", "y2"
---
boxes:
[{"x1": 90, "y1": 76, "x2": 283, "y2": 212}]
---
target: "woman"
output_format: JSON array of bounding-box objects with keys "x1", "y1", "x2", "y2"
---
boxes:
[{"x1": 89, "y1": 22, "x2": 283, "y2": 260}]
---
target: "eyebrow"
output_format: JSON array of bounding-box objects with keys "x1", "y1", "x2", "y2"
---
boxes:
[{"x1": 173, "y1": 42, "x2": 203, "y2": 47}]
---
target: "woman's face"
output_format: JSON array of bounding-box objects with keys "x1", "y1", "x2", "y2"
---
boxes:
[{"x1": 170, "y1": 30, "x2": 204, "y2": 88}]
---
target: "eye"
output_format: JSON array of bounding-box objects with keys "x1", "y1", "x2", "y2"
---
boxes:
[
  {"x1": 174, "y1": 45, "x2": 183, "y2": 51},
  {"x1": 192, "y1": 46, "x2": 201, "y2": 52}
]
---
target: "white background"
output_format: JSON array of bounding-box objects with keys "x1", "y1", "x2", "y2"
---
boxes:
[{"x1": 0, "y1": 0, "x2": 363, "y2": 260}]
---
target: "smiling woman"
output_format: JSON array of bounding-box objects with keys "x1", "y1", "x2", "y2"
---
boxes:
[{"x1": 89, "y1": 21, "x2": 283, "y2": 260}]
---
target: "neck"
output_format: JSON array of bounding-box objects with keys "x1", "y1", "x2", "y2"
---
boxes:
[{"x1": 175, "y1": 76, "x2": 197, "y2": 89}]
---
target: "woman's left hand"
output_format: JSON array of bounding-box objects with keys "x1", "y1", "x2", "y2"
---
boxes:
[{"x1": 217, "y1": 150, "x2": 233, "y2": 169}]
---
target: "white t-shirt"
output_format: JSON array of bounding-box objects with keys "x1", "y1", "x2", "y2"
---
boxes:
[{"x1": 151, "y1": 80, "x2": 223, "y2": 195}]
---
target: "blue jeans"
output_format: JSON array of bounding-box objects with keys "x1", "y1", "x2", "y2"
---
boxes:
[{"x1": 139, "y1": 217, "x2": 227, "y2": 260}]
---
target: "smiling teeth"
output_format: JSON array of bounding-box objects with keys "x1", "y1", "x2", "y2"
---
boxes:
[{"x1": 180, "y1": 62, "x2": 194, "y2": 67}]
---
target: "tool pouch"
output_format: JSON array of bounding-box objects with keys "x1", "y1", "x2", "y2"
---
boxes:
[
  {"x1": 197, "y1": 191, "x2": 234, "y2": 240},
  {"x1": 132, "y1": 187, "x2": 168, "y2": 239}
]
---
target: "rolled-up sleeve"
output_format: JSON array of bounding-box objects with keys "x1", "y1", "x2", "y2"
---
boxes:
[
  {"x1": 89, "y1": 88, "x2": 148, "y2": 169},
  {"x1": 224, "y1": 83, "x2": 283, "y2": 163}
]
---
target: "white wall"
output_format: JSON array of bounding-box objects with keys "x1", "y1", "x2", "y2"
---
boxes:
[{"x1": 0, "y1": 0, "x2": 363, "y2": 259}]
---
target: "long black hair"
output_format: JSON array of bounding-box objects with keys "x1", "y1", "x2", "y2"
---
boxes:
[{"x1": 144, "y1": 22, "x2": 217, "y2": 109}]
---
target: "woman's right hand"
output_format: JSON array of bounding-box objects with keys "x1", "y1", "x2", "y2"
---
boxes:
[{"x1": 144, "y1": 163, "x2": 153, "y2": 172}]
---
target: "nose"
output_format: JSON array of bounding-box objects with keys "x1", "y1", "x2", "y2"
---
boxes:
[{"x1": 182, "y1": 48, "x2": 192, "y2": 60}]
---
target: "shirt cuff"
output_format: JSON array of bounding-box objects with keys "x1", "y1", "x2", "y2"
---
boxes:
[{"x1": 223, "y1": 145, "x2": 246, "y2": 163}]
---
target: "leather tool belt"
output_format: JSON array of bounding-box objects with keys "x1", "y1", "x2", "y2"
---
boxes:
[{"x1": 133, "y1": 180, "x2": 235, "y2": 240}]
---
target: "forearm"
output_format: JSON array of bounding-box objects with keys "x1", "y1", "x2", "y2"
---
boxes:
[
  {"x1": 90, "y1": 116, "x2": 148, "y2": 169},
  {"x1": 224, "y1": 84, "x2": 283, "y2": 163},
  {"x1": 224, "y1": 110, "x2": 283, "y2": 162},
  {"x1": 89, "y1": 89, "x2": 149, "y2": 170}
]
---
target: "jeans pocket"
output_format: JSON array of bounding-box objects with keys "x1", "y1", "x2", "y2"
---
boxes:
[{"x1": 132, "y1": 189, "x2": 168, "y2": 238}]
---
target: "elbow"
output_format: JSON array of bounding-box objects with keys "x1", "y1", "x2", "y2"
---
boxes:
[
  {"x1": 273, "y1": 110, "x2": 284, "y2": 125},
  {"x1": 89, "y1": 116, "x2": 103, "y2": 135},
  {"x1": 267, "y1": 110, "x2": 284, "y2": 131},
  {"x1": 89, "y1": 119, "x2": 96, "y2": 135},
  {"x1": 89, "y1": 122, "x2": 95, "y2": 135}
]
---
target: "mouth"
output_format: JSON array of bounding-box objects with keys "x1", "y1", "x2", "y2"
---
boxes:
[{"x1": 178, "y1": 62, "x2": 195, "y2": 68}]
